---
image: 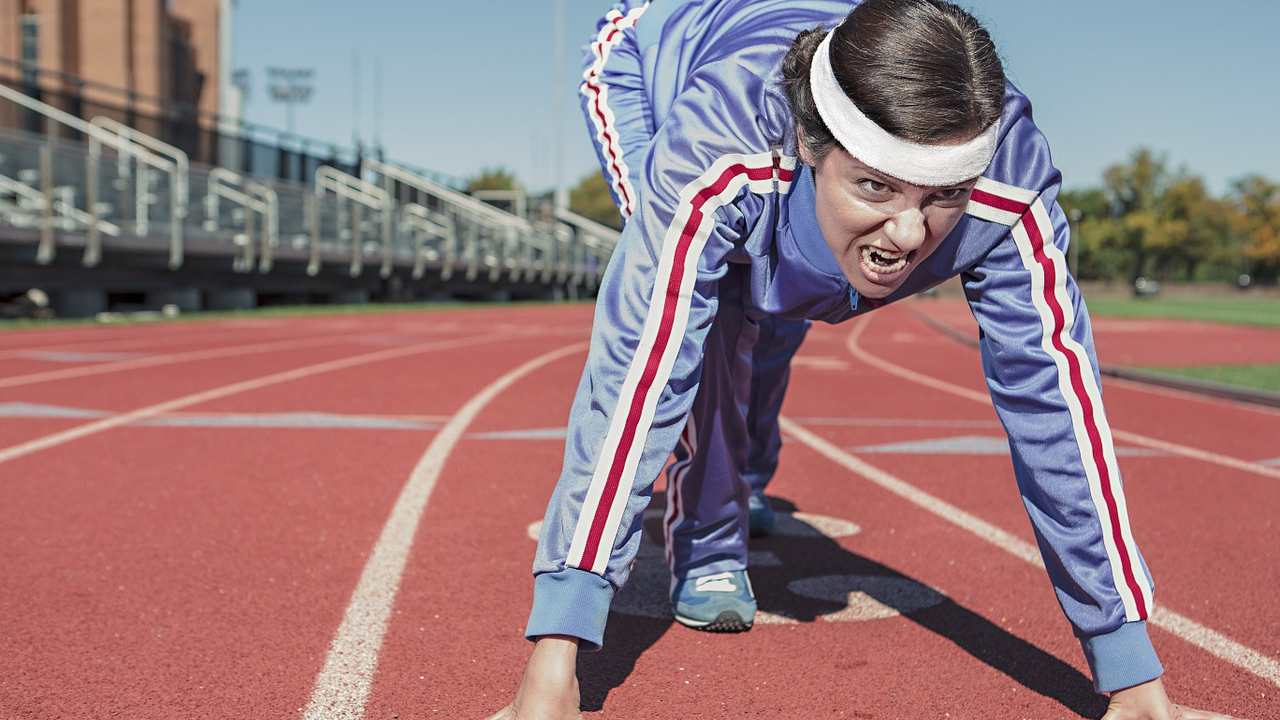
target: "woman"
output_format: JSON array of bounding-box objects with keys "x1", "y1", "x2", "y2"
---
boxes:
[{"x1": 498, "y1": 1, "x2": 1239, "y2": 717}]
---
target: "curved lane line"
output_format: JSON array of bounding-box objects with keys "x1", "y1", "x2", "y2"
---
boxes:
[
  {"x1": 847, "y1": 315, "x2": 1280, "y2": 481},
  {"x1": 0, "y1": 332, "x2": 520, "y2": 466},
  {"x1": 301, "y1": 342, "x2": 588, "y2": 720},
  {"x1": 778, "y1": 416, "x2": 1280, "y2": 688}
]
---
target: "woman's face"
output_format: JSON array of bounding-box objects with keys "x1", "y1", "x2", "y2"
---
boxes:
[{"x1": 807, "y1": 146, "x2": 977, "y2": 299}]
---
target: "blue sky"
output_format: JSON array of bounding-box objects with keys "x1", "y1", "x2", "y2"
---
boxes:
[{"x1": 235, "y1": 1, "x2": 1279, "y2": 194}]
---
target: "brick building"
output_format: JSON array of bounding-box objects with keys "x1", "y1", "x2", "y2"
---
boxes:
[{"x1": 0, "y1": 0, "x2": 224, "y2": 120}]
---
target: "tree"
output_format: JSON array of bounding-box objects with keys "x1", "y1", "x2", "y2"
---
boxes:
[
  {"x1": 1061, "y1": 187, "x2": 1125, "y2": 281},
  {"x1": 465, "y1": 167, "x2": 519, "y2": 193},
  {"x1": 1101, "y1": 148, "x2": 1176, "y2": 282},
  {"x1": 1230, "y1": 176, "x2": 1280, "y2": 283},
  {"x1": 568, "y1": 171, "x2": 624, "y2": 231}
]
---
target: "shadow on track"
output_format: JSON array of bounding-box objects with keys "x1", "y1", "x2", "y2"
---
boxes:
[{"x1": 576, "y1": 494, "x2": 1107, "y2": 718}]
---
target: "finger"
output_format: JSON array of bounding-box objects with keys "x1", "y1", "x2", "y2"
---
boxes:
[{"x1": 484, "y1": 705, "x2": 515, "y2": 720}]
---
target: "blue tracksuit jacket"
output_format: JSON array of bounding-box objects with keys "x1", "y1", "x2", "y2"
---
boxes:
[{"x1": 528, "y1": 0, "x2": 1161, "y2": 692}]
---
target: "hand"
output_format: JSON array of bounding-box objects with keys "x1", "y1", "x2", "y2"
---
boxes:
[
  {"x1": 488, "y1": 635, "x2": 582, "y2": 720},
  {"x1": 1101, "y1": 678, "x2": 1242, "y2": 720}
]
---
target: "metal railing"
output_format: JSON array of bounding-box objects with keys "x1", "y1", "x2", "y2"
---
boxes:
[
  {"x1": 555, "y1": 208, "x2": 619, "y2": 291},
  {"x1": 88, "y1": 115, "x2": 189, "y2": 267},
  {"x1": 311, "y1": 165, "x2": 393, "y2": 277},
  {"x1": 204, "y1": 167, "x2": 278, "y2": 273},
  {"x1": 1, "y1": 82, "x2": 162, "y2": 266},
  {"x1": 401, "y1": 202, "x2": 457, "y2": 280},
  {"x1": 1, "y1": 82, "x2": 618, "y2": 297}
]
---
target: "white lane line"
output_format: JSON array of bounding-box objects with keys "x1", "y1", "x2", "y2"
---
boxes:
[
  {"x1": 301, "y1": 342, "x2": 588, "y2": 720},
  {"x1": 0, "y1": 332, "x2": 519, "y2": 466},
  {"x1": 845, "y1": 316, "x2": 1280, "y2": 481},
  {"x1": 0, "y1": 331, "x2": 377, "y2": 389},
  {"x1": 0, "y1": 331, "x2": 238, "y2": 361},
  {"x1": 778, "y1": 416, "x2": 1280, "y2": 688}
]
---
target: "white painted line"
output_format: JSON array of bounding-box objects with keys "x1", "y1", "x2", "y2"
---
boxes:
[
  {"x1": 844, "y1": 317, "x2": 1280, "y2": 481},
  {"x1": 301, "y1": 342, "x2": 587, "y2": 720},
  {"x1": 0, "y1": 332, "x2": 519, "y2": 467},
  {"x1": 778, "y1": 416, "x2": 1280, "y2": 688},
  {"x1": 0, "y1": 331, "x2": 369, "y2": 389}
]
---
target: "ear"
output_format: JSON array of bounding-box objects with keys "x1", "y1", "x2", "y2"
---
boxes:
[{"x1": 795, "y1": 128, "x2": 817, "y2": 166}]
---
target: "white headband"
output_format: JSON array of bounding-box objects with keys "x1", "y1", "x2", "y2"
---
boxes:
[{"x1": 808, "y1": 32, "x2": 999, "y2": 186}]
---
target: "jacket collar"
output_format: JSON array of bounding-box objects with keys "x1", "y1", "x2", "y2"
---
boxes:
[{"x1": 786, "y1": 164, "x2": 845, "y2": 279}]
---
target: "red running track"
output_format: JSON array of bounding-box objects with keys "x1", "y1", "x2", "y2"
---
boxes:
[{"x1": 0, "y1": 302, "x2": 1276, "y2": 719}]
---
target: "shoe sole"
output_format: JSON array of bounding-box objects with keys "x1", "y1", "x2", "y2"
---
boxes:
[{"x1": 673, "y1": 610, "x2": 753, "y2": 633}]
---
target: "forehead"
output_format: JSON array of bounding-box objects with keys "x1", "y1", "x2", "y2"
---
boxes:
[{"x1": 830, "y1": 148, "x2": 977, "y2": 190}]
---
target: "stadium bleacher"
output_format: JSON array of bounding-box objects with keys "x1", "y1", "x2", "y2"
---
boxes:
[{"x1": 0, "y1": 81, "x2": 617, "y2": 317}]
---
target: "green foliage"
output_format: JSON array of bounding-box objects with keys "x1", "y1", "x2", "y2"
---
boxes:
[
  {"x1": 1231, "y1": 176, "x2": 1280, "y2": 282},
  {"x1": 1063, "y1": 148, "x2": 1278, "y2": 284},
  {"x1": 568, "y1": 171, "x2": 624, "y2": 231},
  {"x1": 465, "y1": 167, "x2": 519, "y2": 193},
  {"x1": 1138, "y1": 363, "x2": 1280, "y2": 394}
]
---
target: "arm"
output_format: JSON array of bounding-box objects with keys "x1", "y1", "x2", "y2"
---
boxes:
[
  {"x1": 963, "y1": 98, "x2": 1160, "y2": 693},
  {"x1": 528, "y1": 64, "x2": 791, "y2": 650},
  {"x1": 579, "y1": 1, "x2": 654, "y2": 219}
]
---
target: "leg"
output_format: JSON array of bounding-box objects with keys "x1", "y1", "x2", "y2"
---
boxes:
[
  {"x1": 743, "y1": 315, "x2": 810, "y2": 535},
  {"x1": 662, "y1": 275, "x2": 758, "y2": 629}
]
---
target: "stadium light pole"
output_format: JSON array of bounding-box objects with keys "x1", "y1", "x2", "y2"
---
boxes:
[
  {"x1": 553, "y1": 0, "x2": 566, "y2": 210},
  {"x1": 267, "y1": 66, "x2": 315, "y2": 137}
]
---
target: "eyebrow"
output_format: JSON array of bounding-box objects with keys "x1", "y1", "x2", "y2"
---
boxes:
[{"x1": 852, "y1": 161, "x2": 969, "y2": 193}]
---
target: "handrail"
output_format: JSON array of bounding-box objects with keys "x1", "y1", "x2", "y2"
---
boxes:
[
  {"x1": 555, "y1": 208, "x2": 619, "y2": 289},
  {"x1": 246, "y1": 179, "x2": 278, "y2": 273},
  {"x1": 90, "y1": 116, "x2": 189, "y2": 267},
  {"x1": 361, "y1": 158, "x2": 530, "y2": 231},
  {"x1": 402, "y1": 202, "x2": 456, "y2": 280},
  {"x1": 555, "y1": 207, "x2": 621, "y2": 244},
  {"x1": 1, "y1": 81, "x2": 184, "y2": 267},
  {"x1": 207, "y1": 168, "x2": 267, "y2": 272},
  {"x1": 0, "y1": 172, "x2": 122, "y2": 235},
  {"x1": 313, "y1": 165, "x2": 393, "y2": 277},
  {"x1": 205, "y1": 168, "x2": 277, "y2": 273},
  {"x1": 89, "y1": 116, "x2": 189, "y2": 213}
]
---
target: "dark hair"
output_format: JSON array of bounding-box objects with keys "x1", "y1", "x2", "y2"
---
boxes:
[{"x1": 781, "y1": 0, "x2": 1005, "y2": 162}]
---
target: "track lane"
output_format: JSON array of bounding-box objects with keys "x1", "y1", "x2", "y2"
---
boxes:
[
  {"x1": 0, "y1": 323, "x2": 584, "y2": 720},
  {"x1": 858, "y1": 305, "x2": 1280, "y2": 467},
  {"x1": 3, "y1": 303, "x2": 1274, "y2": 719},
  {"x1": 359, "y1": 315, "x2": 1272, "y2": 718}
]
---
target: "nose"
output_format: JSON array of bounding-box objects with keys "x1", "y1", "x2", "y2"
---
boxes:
[{"x1": 883, "y1": 208, "x2": 926, "y2": 252}]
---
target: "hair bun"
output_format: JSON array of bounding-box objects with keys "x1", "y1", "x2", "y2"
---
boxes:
[{"x1": 780, "y1": 28, "x2": 829, "y2": 84}]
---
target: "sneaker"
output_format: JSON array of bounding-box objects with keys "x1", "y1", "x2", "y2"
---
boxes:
[
  {"x1": 748, "y1": 491, "x2": 776, "y2": 538},
  {"x1": 671, "y1": 570, "x2": 756, "y2": 632}
]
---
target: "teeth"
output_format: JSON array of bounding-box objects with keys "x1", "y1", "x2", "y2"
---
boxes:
[{"x1": 860, "y1": 246, "x2": 910, "y2": 274}]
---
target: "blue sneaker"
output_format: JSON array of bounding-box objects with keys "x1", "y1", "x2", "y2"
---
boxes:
[
  {"x1": 671, "y1": 570, "x2": 756, "y2": 632},
  {"x1": 748, "y1": 491, "x2": 776, "y2": 538}
]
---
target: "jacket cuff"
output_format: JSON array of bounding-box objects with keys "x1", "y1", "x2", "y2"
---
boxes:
[
  {"x1": 1080, "y1": 620, "x2": 1163, "y2": 692},
  {"x1": 525, "y1": 568, "x2": 614, "y2": 652}
]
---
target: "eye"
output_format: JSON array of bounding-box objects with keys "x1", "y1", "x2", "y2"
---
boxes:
[
  {"x1": 856, "y1": 178, "x2": 893, "y2": 197},
  {"x1": 932, "y1": 187, "x2": 970, "y2": 203}
]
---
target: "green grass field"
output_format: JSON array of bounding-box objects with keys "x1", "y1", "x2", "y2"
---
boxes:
[
  {"x1": 1086, "y1": 295, "x2": 1280, "y2": 328},
  {"x1": 0, "y1": 299, "x2": 589, "y2": 332},
  {"x1": 1138, "y1": 363, "x2": 1280, "y2": 394}
]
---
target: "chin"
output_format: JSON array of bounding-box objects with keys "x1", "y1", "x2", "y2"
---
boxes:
[{"x1": 847, "y1": 275, "x2": 899, "y2": 300}]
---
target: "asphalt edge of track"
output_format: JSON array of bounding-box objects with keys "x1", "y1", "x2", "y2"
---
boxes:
[{"x1": 907, "y1": 304, "x2": 1280, "y2": 409}]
